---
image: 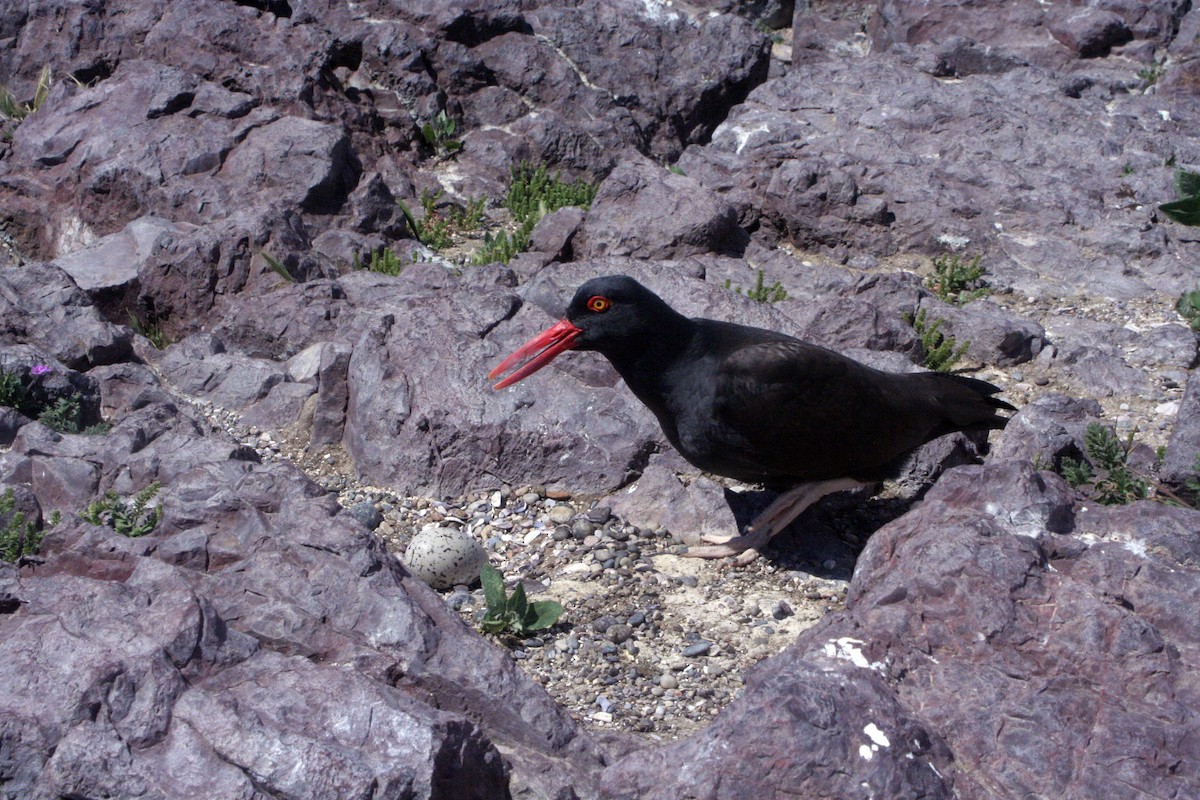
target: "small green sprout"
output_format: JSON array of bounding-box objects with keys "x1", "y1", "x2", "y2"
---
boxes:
[
  {"x1": 724, "y1": 270, "x2": 788, "y2": 303},
  {"x1": 421, "y1": 110, "x2": 462, "y2": 156},
  {"x1": 479, "y1": 562, "x2": 563, "y2": 637},
  {"x1": 1059, "y1": 424, "x2": 1149, "y2": 505},
  {"x1": 906, "y1": 308, "x2": 970, "y2": 373}
]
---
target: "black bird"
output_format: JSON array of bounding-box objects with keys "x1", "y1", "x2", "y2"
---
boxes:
[{"x1": 490, "y1": 275, "x2": 1013, "y2": 565}]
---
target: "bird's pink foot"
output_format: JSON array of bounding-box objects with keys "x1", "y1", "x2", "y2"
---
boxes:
[{"x1": 685, "y1": 527, "x2": 771, "y2": 562}]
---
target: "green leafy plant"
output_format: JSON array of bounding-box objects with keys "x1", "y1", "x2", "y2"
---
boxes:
[
  {"x1": 82, "y1": 482, "x2": 162, "y2": 537},
  {"x1": 39, "y1": 395, "x2": 81, "y2": 433},
  {"x1": 1175, "y1": 289, "x2": 1200, "y2": 332},
  {"x1": 906, "y1": 308, "x2": 969, "y2": 373},
  {"x1": 725, "y1": 270, "x2": 788, "y2": 304},
  {"x1": 479, "y1": 562, "x2": 563, "y2": 636},
  {"x1": 421, "y1": 110, "x2": 462, "y2": 156},
  {"x1": 0, "y1": 367, "x2": 27, "y2": 411},
  {"x1": 0, "y1": 488, "x2": 43, "y2": 562},
  {"x1": 1059, "y1": 423, "x2": 1148, "y2": 505},
  {"x1": 927, "y1": 254, "x2": 989, "y2": 305},
  {"x1": 1159, "y1": 168, "x2": 1200, "y2": 226}
]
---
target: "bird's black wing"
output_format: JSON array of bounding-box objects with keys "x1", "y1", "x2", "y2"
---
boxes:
[{"x1": 707, "y1": 338, "x2": 952, "y2": 483}]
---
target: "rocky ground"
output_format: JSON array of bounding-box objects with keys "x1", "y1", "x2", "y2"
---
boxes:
[{"x1": 3, "y1": 1, "x2": 1200, "y2": 798}]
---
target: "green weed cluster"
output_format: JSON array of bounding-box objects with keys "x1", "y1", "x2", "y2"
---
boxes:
[
  {"x1": 1059, "y1": 424, "x2": 1149, "y2": 505},
  {"x1": 479, "y1": 562, "x2": 563, "y2": 637},
  {"x1": 724, "y1": 270, "x2": 788, "y2": 303},
  {"x1": 399, "y1": 190, "x2": 486, "y2": 252},
  {"x1": 82, "y1": 482, "x2": 162, "y2": 537},
  {"x1": 473, "y1": 163, "x2": 597, "y2": 266},
  {"x1": 0, "y1": 64, "x2": 52, "y2": 138},
  {"x1": 927, "y1": 254, "x2": 989, "y2": 305},
  {"x1": 128, "y1": 310, "x2": 172, "y2": 350},
  {"x1": 0, "y1": 488, "x2": 42, "y2": 562},
  {"x1": 906, "y1": 308, "x2": 969, "y2": 372}
]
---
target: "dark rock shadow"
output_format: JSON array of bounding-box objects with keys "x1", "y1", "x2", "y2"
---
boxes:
[{"x1": 723, "y1": 485, "x2": 917, "y2": 581}]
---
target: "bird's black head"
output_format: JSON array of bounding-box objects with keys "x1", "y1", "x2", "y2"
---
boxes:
[
  {"x1": 489, "y1": 275, "x2": 687, "y2": 389},
  {"x1": 562, "y1": 275, "x2": 679, "y2": 354}
]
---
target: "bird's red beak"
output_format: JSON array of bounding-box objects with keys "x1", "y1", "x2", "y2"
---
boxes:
[{"x1": 489, "y1": 319, "x2": 583, "y2": 389}]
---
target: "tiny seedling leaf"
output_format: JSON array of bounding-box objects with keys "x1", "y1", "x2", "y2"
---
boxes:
[{"x1": 480, "y1": 561, "x2": 506, "y2": 611}]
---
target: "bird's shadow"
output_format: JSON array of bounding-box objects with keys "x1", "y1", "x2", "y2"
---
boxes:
[{"x1": 723, "y1": 486, "x2": 915, "y2": 581}]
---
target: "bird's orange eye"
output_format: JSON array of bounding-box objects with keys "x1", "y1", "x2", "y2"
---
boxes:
[{"x1": 587, "y1": 295, "x2": 611, "y2": 313}]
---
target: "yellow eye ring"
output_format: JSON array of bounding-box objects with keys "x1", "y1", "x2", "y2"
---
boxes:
[{"x1": 587, "y1": 295, "x2": 611, "y2": 313}]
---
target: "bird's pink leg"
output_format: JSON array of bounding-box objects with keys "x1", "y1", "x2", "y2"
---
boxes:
[{"x1": 686, "y1": 477, "x2": 864, "y2": 565}]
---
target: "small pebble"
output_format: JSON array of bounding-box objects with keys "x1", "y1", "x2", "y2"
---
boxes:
[
  {"x1": 681, "y1": 641, "x2": 712, "y2": 657},
  {"x1": 549, "y1": 505, "x2": 575, "y2": 524},
  {"x1": 659, "y1": 674, "x2": 679, "y2": 690},
  {"x1": 606, "y1": 624, "x2": 634, "y2": 645},
  {"x1": 586, "y1": 506, "x2": 612, "y2": 523}
]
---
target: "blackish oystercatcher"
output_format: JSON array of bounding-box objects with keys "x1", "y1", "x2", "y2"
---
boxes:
[{"x1": 490, "y1": 275, "x2": 1014, "y2": 565}]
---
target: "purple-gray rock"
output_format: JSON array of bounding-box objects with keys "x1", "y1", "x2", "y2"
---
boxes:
[
  {"x1": 578, "y1": 157, "x2": 746, "y2": 259},
  {"x1": 1161, "y1": 371, "x2": 1200, "y2": 500}
]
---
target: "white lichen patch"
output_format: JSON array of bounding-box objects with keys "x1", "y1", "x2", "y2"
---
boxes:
[
  {"x1": 864, "y1": 723, "x2": 890, "y2": 748},
  {"x1": 822, "y1": 637, "x2": 885, "y2": 671}
]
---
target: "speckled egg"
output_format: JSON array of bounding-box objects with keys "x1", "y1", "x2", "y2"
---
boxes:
[{"x1": 404, "y1": 526, "x2": 486, "y2": 589}]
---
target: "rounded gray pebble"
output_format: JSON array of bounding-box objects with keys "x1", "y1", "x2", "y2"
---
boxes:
[
  {"x1": 682, "y1": 640, "x2": 712, "y2": 657},
  {"x1": 347, "y1": 501, "x2": 383, "y2": 530},
  {"x1": 606, "y1": 624, "x2": 633, "y2": 645},
  {"x1": 549, "y1": 505, "x2": 574, "y2": 524}
]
